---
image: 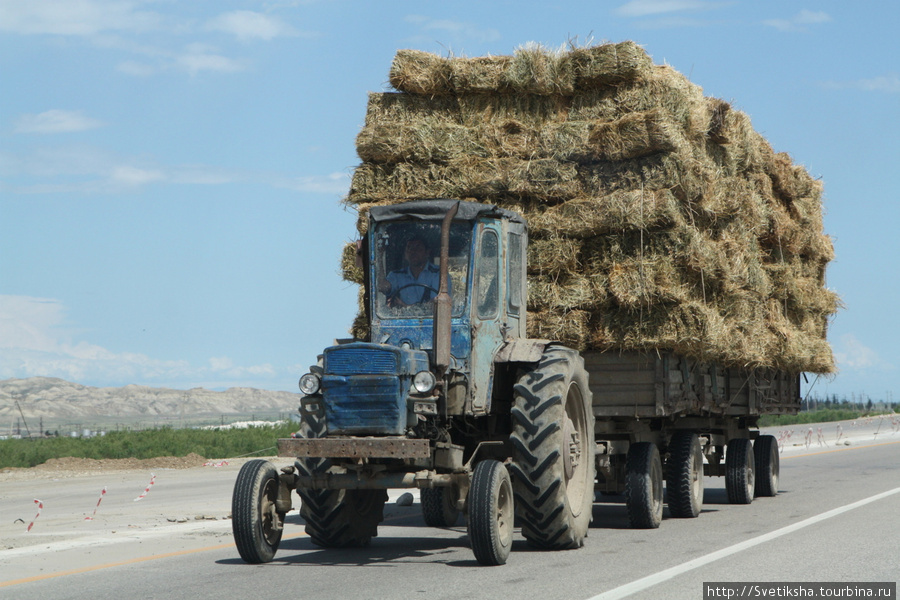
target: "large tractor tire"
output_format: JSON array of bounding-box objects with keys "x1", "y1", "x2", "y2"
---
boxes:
[
  {"x1": 666, "y1": 431, "x2": 704, "y2": 518},
  {"x1": 625, "y1": 442, "x2": 664, "y2": 529},
  {"x1": 232, "y1": 459, "x2": 284, "y2": 563},
  {"x1": 294, "y1": 398, "x2": 387, "y2": 547},
  {"x1": 509, "y1": 346, "x2": 595, "y2": 549}
]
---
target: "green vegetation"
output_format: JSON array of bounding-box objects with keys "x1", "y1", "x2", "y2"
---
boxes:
[
  {"x1": 759, "y1": 409, "x2": 894, "y2": 427},
  {"x1": 0, "y1": 422, "x2": 298, "y2": 469}
]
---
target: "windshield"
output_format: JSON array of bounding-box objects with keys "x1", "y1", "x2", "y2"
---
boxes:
[{"x1": 373, "y1": 220, "x2": 471, "y2": 319}]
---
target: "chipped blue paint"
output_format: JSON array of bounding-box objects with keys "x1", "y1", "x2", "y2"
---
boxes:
[{"x1": 322, "y1": 342, "x2": 429, "y2": 435}]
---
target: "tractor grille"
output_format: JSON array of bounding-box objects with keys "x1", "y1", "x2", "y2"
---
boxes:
[
  {"x1": 321, "y1": 375, "x2": 404, "y2": 435},
  {"x1": 325, "y1": 347, "x2": 398, "y2": 375}
]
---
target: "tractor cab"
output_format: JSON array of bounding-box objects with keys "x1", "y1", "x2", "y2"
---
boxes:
[{"x1": 298, "y1": 200, "x2": 527, "y2": 437}]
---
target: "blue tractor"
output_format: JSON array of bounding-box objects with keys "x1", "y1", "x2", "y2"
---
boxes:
[{"x1": 231, "y1": 199, "x2": 596, "y2": 565}]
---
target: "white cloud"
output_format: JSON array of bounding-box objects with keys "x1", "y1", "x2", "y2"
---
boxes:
[
  {"x1": 764, "y1": 10, "x2": 832, "y2": 32},
  {"x1": 278, "y1": 172, "x2": 351, "y2": 194},
  {"x1": 404, "y1": 15, "x2": 501, "y2": 44},
  {"x1": 0, "y1": 295, "x2": 277, "y2": 388},
  {"x1": 116, "y1": 60, "x2": 158, "y2": 76},
  {"x1": 14, "y1": 110, "x2": 105, "y2": 134},
  {"x1": 0, "y1": 145, "x2": 346, "y2": 195},
  {"x1": 0, "y1": 0, "x2": 164, "y2": 36},
  {"x1": 177, "y1": 45, "x2": 247, "y2": 75},
  {"x1": 833, "y1": 334, "x2": 891, "y2": 371},
  {"x1": 110, "y1": 165, "x2": 165, "y2": 186},
  {"x1": 822, "y1": 74, "x2": 900, "y2": 94},
  {"x1": 206, "y1": 10, "x2": 296, "y2": 42},
  {"x1": 795, "y1": 9, "x2": 831, "y2": 25},
  {"x1": 615, "y1": 0, "x2": 731, "y2": 17}
]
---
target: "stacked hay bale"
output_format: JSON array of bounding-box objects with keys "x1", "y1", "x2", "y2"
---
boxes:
[{"x1": 342, "y1": 42, "x2": 838, "y2": 374}]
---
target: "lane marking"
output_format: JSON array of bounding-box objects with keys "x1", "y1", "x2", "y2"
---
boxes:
[
  {"x1": 0, "y1": 533, "x2": 305, "y2": 588},
  {"x1": 0, "y1": 509, "x2": 419, "y2": 588},
  {"x1": 587, "y1": 485, "x2": 900, "y2": 600}
]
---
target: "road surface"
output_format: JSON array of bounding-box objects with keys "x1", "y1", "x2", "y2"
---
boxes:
[{"x1": 2, "y1": 417, "x2": 898, "y2": 600}]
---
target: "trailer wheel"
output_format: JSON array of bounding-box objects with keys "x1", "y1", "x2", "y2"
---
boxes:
[
  {"x1": 725, "y1": 438, "x2": 755, "y2": 504},
  {"x1": 294, "y1": 401, "x2": 387, "y2": 547},
  {"x1": 509, "y1": 346, "x2": 595, "y2": 550},
  {"x1": 666, "y1": 431, "x2": 704, "y2": 518},
  {"x1": 625, "y1": 442, "x2": 663, "y2": 529},
  {"x1": 754, "y1": 435, "x2": 779, "y2": 497},
  {"x1": 232, "y1": 459, "x2": 283, "y2": 563},
  {"x1": 468, "y1": 460, "x2": 514, "y2": 566},
  {"x1": 422, "y1": 486, "x2": 460, "y2": 527}
]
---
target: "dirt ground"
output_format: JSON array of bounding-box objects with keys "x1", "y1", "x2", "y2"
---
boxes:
[{"x1": 0, "y1": 453, "x2": 211, "y2": 482}]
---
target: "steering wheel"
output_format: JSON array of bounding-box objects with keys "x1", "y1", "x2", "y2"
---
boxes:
[{"x1": 388, "y1": 283, "x2": 440, "y2": 305}]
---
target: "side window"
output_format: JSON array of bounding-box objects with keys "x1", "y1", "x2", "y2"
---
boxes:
[
  {"x1": 475, "y1": 229, "x2": 499, "y2": 319},
  {"x1": 508, "y1": 232, "x2": 523, "y2": 315}
]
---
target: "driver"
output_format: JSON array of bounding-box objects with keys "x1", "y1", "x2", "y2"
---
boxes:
[{"x1": 379, "y1": 237, "x2": 444, "y2": 307}]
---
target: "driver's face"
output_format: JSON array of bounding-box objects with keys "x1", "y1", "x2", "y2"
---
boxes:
[{"x1": 405, "y1": 240, "x2": 428, "y2": 268}]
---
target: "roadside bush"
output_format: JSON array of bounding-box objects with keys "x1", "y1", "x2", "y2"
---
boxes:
[{"x1": 0, "y1": 422, "x2": 298, "y2": 469}]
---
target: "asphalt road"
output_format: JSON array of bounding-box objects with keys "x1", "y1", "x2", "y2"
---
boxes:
[{"x1": 2, "y1": 418, "x2": 898, "y2": 600}]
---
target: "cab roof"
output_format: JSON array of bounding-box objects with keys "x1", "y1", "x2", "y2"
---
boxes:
[{"x1": 367, "y1": 199, "x2": 526, "y2": 225}]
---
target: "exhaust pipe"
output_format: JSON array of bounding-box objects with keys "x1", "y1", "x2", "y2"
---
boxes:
[{"x1": 432, "y1": 201, "x2": 459, "y2": 372}]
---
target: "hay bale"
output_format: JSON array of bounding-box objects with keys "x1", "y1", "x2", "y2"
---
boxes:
[
  {"x1": 340, "y1": 241, "x2": 364, "y2": 284},
  {"x1": 527, "y1": 237, "x2": 582, "y2": 277},
  {"x1": 502, "y1": 43, "x2": 575, "y2": 95},
  {"x1": 457, "y1": 94, "x2": 570, "y2": 127},
  {"x1": 346, "y1": 42, "x2": 837, "y2": 373},
  {"x1": 586, "y1": 109, "x2": 689, "y2": 161},
  {"x1": 355, "y1": 121, "x2": 486, "y2": 164},
  {"x1": 529, "y1": 189, "x2": 683, "y2": 237},
  {"x1": 389, "y1": 49, "x2": 452, "y2": 95},
  {"x1": 527, "y1": 309, "x2": 592, "y2": 350},
  {"x1": 364, "y1": 92, "x2": 461, "y2": 126},
  {"x1": 450, "y1": 55, "x2": 512, "y2": 93},
  {"x1": 571, "y1": 41, "x2": 654, "y2": 87},
  {"x1": 527, "y1": 275, "x2": 605, "y2": 311}
]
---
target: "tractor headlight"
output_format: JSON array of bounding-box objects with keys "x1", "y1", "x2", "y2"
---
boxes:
[
  {"x1": 412, "y1": 370, "x2": 437, "y2": 394},
  {"x1": 298, "y1": 373, "x2": 321, "y2": 395}
]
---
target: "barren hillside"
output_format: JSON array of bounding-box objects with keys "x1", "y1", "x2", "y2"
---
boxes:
[{"x1": 0, "y1": 377, "x2": 299, "y2": 429}]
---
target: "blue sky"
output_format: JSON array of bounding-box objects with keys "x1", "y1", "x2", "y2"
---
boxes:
[{"x1": 1, "y1": 1, "x2": 897, "y2": 401}]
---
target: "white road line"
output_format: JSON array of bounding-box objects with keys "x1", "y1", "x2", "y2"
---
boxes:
[{"x1": 587, "y1": 486, "x2": 900, "y2": 600}]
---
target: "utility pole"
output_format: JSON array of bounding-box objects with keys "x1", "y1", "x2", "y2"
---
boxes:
[{"x1": 14, "y1": 400, "x2": 31, "y2": 437}]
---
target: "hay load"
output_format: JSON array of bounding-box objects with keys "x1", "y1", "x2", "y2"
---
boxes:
[{"x1": 343, "y1": 42, "x2": 838, "y2": 374}]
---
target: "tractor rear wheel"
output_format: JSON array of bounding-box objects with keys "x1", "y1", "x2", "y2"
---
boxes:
[
  {"x1": 421, "y1": 486, "x2": 460, "y2": 527},
  {"x1": 509, "y1": 346, "x2": 595, "y2": 549},
  {"x1": 294, "y1": 399, "x2": 387, "y2": 547}
]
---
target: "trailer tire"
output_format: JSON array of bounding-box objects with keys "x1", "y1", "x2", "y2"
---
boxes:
[
  {"x1": 294, "y1": 400, "x2": 387, "y2": 547},
  {"x1": 509, "y1": 346, "x2": 595, "y2": 550},
  {"x1": 421, "y1": 486, "x2": 460, "y2": 527},
  {"x1": 468, "y1": 460, "x2": 514, "y2": 566},
  {"x1": 666, "y1": 431, "x2": 704, "y2": 518},
  {"x1": 725, "y1": 438, "x2": 755, "y2": 505},
  {"x1": 754, "y1": 435, "x2": 779, "y2": 497},
  {"x1": 232, "y1": 459, "x2": 283, "y2": 563},
  {"x1": 625, "y1": 442, "x2": 663, "y2": 529}
]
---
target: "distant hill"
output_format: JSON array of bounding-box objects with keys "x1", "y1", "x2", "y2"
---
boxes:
[{"x1": 0, "y1": 377, "x2": 299, "y2": 430}]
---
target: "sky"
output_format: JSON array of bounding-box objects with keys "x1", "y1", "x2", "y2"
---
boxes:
[{"x1": 1, "y1": 1, "x2": 898, "y2": 401}]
